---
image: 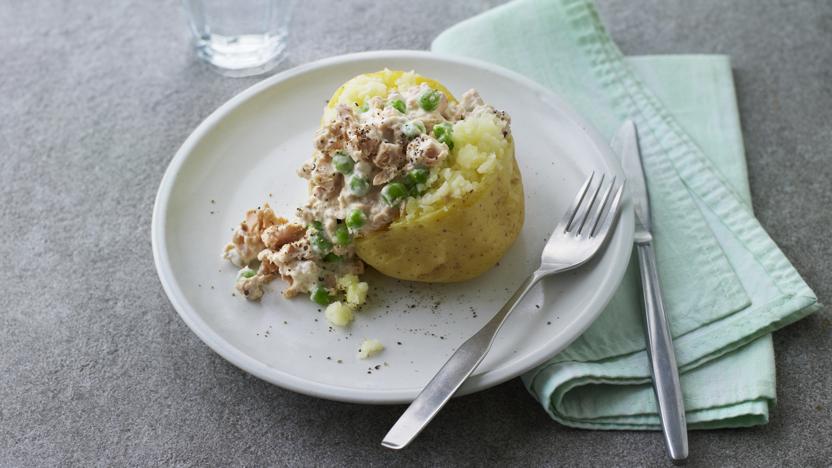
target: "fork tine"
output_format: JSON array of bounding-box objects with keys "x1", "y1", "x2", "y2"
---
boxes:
[
  {"x1": 557, "y1": 172, "x2": 594, "y2": 232},
  {"x1": 584, "y1": 175, "x2": 616, "y2": 237},
  {"x1": 573, "y1": 173, "x2": 605, "y2": 235},
  {"x1": 591, "y1": 182, "x2": 624, "y2": 239}
]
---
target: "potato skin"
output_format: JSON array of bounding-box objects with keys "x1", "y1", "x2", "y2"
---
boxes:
[{"x1": 355, "y1": 138, "x2": 524, "y2": 282}]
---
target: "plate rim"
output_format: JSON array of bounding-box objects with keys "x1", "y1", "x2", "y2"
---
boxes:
[{"x1": 151, "y1": 50, "x2": 633, "y2": 404}]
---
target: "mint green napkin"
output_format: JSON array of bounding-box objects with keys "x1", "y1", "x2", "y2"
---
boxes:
[{"x1": 433, "y1": 0, "x2": 819, "y2": 429}]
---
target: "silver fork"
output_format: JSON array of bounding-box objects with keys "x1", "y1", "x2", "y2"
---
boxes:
[{"x1": 382, "y1": 171, "x2": 625, "y2": 449}]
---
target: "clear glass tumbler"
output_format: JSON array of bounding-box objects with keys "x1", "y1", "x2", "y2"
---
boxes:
[{"x1": 182, "y1": 0, "x2": 296, "y2": 77}]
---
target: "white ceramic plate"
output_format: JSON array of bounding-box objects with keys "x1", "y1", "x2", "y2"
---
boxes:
[{"x1": 152, "y1": 51, "x2": 633, "y2": 404}]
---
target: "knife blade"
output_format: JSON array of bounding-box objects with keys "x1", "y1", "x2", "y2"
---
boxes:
[
  {"x1": 614, "y1": 120, "x2": 688, "y2": 462},
  {"x1": 614, "y1": 121, "x2": 651, "y2": 239}
]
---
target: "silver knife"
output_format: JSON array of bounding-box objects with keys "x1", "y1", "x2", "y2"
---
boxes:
[{"x1": 613, "y1": 121, "x2": 688, "y2": 462}]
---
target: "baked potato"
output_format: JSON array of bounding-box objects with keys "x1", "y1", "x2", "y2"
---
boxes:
[
  {"x1": 224, "y1": 69, "x2": 524, "y2": 312},
  {"x1": 324, "y1": 70, "x2": 524, "y2": 282}
]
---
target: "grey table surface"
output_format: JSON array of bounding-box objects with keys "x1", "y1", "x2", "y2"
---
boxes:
[{"x1": 2, "y1": 0, "x2": 831, "y2": 466}]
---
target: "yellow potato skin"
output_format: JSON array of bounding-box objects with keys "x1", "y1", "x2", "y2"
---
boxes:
[{"x1": 325, "y1": 70, "x2": 525, "y2": 282}]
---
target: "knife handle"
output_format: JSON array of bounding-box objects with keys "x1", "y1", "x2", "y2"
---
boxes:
[
  {"x1": 381, "y1": 272, "x2": 542, "y2": 450},
  {"x1": 636, "y1": 241, "x2": 688, "y2": 462}
]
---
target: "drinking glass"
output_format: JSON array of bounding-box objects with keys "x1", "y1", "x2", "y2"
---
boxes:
[{"x1": 182, "y1": 0, "x2": 296, "y2": 77}]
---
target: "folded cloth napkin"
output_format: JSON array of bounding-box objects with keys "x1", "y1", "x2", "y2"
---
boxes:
[{"x1": 433, "y1": 0, "x2": 820, "y2": 430}]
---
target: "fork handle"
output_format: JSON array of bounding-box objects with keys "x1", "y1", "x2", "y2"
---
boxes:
[
  {"x1": 381, "y1": 271, "x2": 544, "y2": 450},
  {"x1": 637, "y1": 241, "x2": 688, "y2": 462}
]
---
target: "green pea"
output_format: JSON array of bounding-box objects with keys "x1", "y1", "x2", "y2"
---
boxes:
[
  {"x1": 349, "y1": 175, "x2": 370, "y2": 196},
  {"x1": 323, "y1": 252, "x2": 342, "y2": 263},
  {"x1": 358, "y1": 102, "x2": 369, "y2": 113},
  {"x1": 310, "y1": 286, "x2": 334, "y2": 306},
  {"x1": 406, "y1": 167, "x2": 429, "y2": 186},
  {"x1": 332, "y1": 151, "x2": 354, "y2": 174},
  {"x1": 381, "y1": 182, "x2": 408, "y2": 205},
  {"x1": 311, "y1": 232, "x2": 332, "y2": 254},
  {"x1": 402, "y1": 120, "x2": 426, "y2": 138},
  {"x1": 239, "y1": 268, "x2": 256, "y2": 279},
  {"x1": 390, "y1": 99, "x2": 406, "y2": 114},
  {"x1": 419, "y1": 89, "x2": 441, "y2": 111},
  {"x1": 433, "y1": 122, "x2": 454, "y2": 150},
  {"x1": 334, "y1": 224, "x2": 351, "y2": 245},
  {"x1": 345, "y1": 209, "x2": 366, "y2": 230}
]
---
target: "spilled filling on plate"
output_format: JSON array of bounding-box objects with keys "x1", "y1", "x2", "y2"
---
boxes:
[{"x1": 223, "y1": 70, "x2": 512, "y2": 327}]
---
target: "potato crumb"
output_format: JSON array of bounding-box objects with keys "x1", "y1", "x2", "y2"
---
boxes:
[
  {"x1": 336, "y1": 274, "x2": 359, "y2": 289},
  {"x1": 346, "y1": 282, "x2": 369, "y2": 305},
  {"x1": 357, "y1": 339, "x2": 384, "y2": 359},
  {"x1": 337, "y1": 274, "x2": 369, "y2": 306},
  {"x1": 325, "y1": 301, "x2": 355, "y2": 327}
]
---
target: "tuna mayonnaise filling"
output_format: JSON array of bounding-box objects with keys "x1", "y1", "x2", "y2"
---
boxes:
[{"x1": 223, "y1": 83, "x2": 510, "y2": 306}]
